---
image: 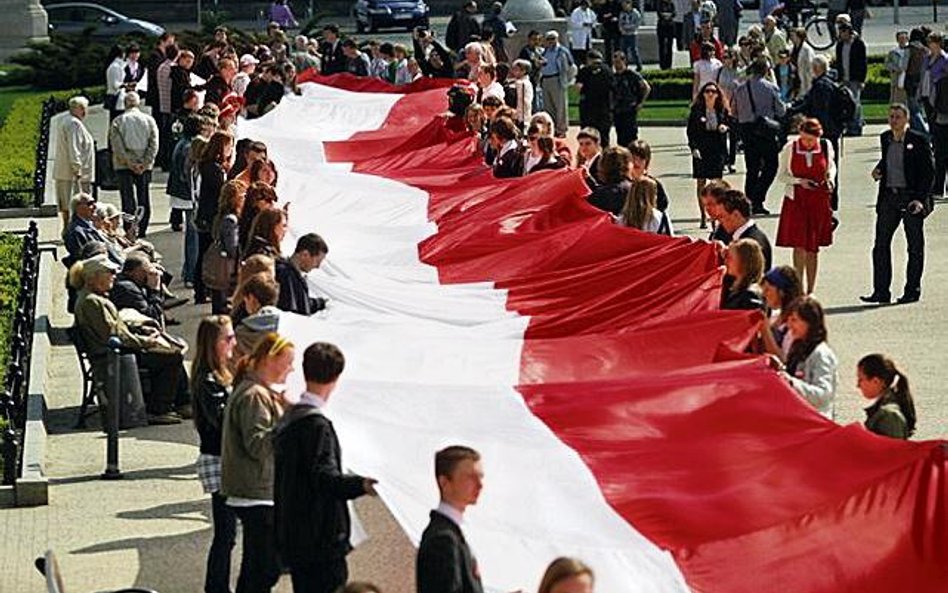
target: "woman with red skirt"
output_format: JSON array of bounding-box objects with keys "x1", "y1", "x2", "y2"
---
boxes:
[{"x1": 776, "y1": 118, "x2": 836, "y2": 294}]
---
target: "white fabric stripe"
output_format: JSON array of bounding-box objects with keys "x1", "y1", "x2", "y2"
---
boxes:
[{"x1": 238, "y1": 85, "x2": 690, "y2": 593}]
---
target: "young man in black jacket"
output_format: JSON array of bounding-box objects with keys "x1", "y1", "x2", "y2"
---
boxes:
[
  {"x1": 861, "y1": 104, "x2": 934, "y2": 305},
  {"x1": 416, "y1": 446, "x2": 485, "y2": 593},
  {"x1": 274, "y1": 343, "x2": 377, "y2": 593},
  {"x1": 276, "y1": 233, "x2": 329, "y2": 316}
]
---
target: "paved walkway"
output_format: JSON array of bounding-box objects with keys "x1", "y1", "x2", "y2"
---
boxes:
[{"x1": 0, "y1": 102, "x2": 945, "y2": 592}]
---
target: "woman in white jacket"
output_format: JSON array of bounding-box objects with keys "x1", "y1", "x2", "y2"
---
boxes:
[
  {"x1": 782, "y1": 295, "x2": 837, "y2": 420},
  {"x1": 569, "y1": 0, "x2": 598, "y2": 64}
]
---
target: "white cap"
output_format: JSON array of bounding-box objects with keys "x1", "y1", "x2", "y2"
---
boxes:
[{"x1": 240, "y1": 53, "x2": 260, "y2": 67}]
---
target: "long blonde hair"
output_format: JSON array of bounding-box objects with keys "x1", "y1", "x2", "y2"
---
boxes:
[{"x1": 620, "y1": 176, "x2": 658, "y2": 230}]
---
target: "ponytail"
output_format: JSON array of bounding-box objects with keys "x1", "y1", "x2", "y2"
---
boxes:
[
  {"x1": 68, "y1": 261, "x2": 87, "y2": 290},
  {"x1": 234, "y1": 332, "x2": 293, "y2": 383},
  {"x1": 858, "y1": 353, "x2": 917, "y2": 437}
]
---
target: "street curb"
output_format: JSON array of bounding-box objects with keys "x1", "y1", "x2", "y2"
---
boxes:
[
  {"x1": 0, "y1": 205, "x2": 57, "y2": 220},
  {"x1": 15, "y1": 251, "x2": 53, "y2": 506}
]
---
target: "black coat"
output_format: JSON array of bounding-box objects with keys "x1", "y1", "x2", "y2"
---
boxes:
[
  {"x1": 835, "y1": 36, "x2": 867, "y2": 83},
  {"x1": 588, "y1": 179, "x2": 631, "y2": 215},
  {"x1": 721, "y1": 277, "x2": 765, "y2": 310},
  {"x1": 193, "y1": 371, "x2": 230, "y2": 455},
  {"x1": 275, "y1": 259, "x2": 326, "y2": 316},
  {"x1": 320, "y1": 40, "x2": 346, "y2": 75},
  {"x1": 873, "y1": 129, "x2": 934, "y2": 211},
  {"x1": 735, "y1": 223, "x2": 774, "y2": 271},
  {"x1": 110, "y1": 275, "x2": 164, "y2": 322},
  {"x1": 170, "y1": 66, "x2": 192, "y2": 113},
  {"x1": 493, "y1": 146, "x2": 524, "y2": 178},
  {"x1": 274, "y1": 404, "x2": 368, "y2": 566},
  {"x1": 416, "y1": 510, "x2": 484, "y2": 593},
  {"x1": 196, "y1": 161, "x2": 226, "y2": 232},
  {"x1": 445, "y1": 11, "x2": 481, "y2": 52},
  {"x1": 204, "y1": 75, "x2": 231, "y2": 107},
  {"x1": 791, "y1": 74, "x2": 840, "y2": 139},
  {"x1": 687, "y1": 104, "x2": 729, "y2": 178}
]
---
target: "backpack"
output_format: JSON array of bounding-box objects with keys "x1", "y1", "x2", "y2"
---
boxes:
[
  {"x1": 503, "y1": 82, "x2": 518, "y2": 109},
  {"x1": 830, "y1": 82, "x2": 857, "y2": 126}
]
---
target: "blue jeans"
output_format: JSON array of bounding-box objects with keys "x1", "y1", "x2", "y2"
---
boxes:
[
  {"x1": 183, "y1": 209, "x2": 198, "y2": 284},
  {"x1": 907, "y1": 97, "x2": 929, "y2": 136},
  {"x1": 621, "y1": 34, "x2": 641, "y2": 69}
]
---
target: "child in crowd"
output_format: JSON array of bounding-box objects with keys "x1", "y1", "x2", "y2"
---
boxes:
[
  {"x1": 774, "y1": 49, "x2": 794, "y2": 102},
  {"x1": 393, "y1": 43, "x2": 412, "y2": 85}
]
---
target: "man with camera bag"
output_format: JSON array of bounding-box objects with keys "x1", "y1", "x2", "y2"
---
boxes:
[{"x1": 732, "y1": 58, "x2": 786, "y2": 216}]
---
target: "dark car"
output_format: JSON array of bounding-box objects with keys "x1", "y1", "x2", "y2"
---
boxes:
[
  {"x1": 45, "y1": 2, "x2": 165, "y2": 39},
  {"x1": 353, "y1": 0, "x2": 429, "y2": 33}
]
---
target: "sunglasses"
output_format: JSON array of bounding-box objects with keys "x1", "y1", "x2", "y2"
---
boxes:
[{"x1": 704, "y1": 89, "x2": 719, "y2": 94}]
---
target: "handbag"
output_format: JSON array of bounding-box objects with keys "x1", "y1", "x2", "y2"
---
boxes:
[
  {"x1": 744, "y1": 81, "x2": 781, "y2": 144},
  {"x1": 201, "y1": 241, "x2": 235, "y2": 291}
]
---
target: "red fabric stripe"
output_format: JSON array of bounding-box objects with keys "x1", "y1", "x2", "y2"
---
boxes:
[{"x1": 318, "y1": 83, "x2": 948, "y2": 592}]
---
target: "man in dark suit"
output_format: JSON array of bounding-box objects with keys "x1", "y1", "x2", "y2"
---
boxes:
[
  {"x1": 110, "y1": 253, "x2": 166, "y2": 324},
  {"x1": 490, "y1": 117, "x2": 524, "y2": 178},
  {"x1": 416, "y1": 446, "x2": 485, "y2": 593},
  {"x1": 320, "y1": 24, "x2": 346, "y2": 75},
  {"x1": 712, "y1": 189, "x2": 774, "y2": 271},
  {"x1": 861, "y1": 104, "x2": 934, "y2": 305},
  {"x1": 276, "y1": 233, "x2": 329, "y2": 316},
  {"x1": 274, "y1": 343, "x2": 378, "y2": 593}
]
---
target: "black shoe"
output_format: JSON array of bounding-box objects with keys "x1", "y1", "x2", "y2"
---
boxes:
[
  {"x1": 194, "y1": 295, "x2": 209, "y2": 305},
  {"x1": 859, "y1": 293, "x2": 891, "y2": 304},
  {"x1": 170, "y1": 224, "x2": 182, "y2": 232},
  {"x1": 164, "y1": 296, "x2": 189, "y2": 310},
  {"x1": 752, "y1": 206, "x2": 771, "y2": 216},
  {"x1": 896, "y1": 292, "x2": 920, "y2": 304}
]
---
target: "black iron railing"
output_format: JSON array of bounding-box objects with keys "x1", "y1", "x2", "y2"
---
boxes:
[{"x1": 1, "y1": 222, "x2": 40, "y2": 485}]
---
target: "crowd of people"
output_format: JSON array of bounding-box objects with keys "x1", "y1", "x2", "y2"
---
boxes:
[{"x1": 47, "y1": 4, "x2": 938, "y2": 593}]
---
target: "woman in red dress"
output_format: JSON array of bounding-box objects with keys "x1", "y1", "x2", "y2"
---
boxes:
[{"x1": 776, "y1": 118, "x2": 836, "y2": 294}]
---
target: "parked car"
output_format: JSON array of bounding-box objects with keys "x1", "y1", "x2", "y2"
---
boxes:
[
  {"x1": 353, "y1": 0, "x2": 429, "y2": 33},
  {"x1": 44, "y1": 2, "x2": 164, "y2": 39}
]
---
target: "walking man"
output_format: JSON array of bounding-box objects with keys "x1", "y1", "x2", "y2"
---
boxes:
[
  {"x1": 274, "y1": 342, "x2": 378, "y2": 593},
  {"x1": 861, "y1": 104, "x2": 934, "y2": 305},
  {"x1": 109, "y1": 91, "x2": 158, "y2": 237},
  {"x1": 416, "y1": 445, "x2": 485, "y2": 593},
  {"x1": 52, "y1": 96, "x2": 94, "y2": 233},
  {"x1": 732, "y1": 58, "x2": 785, "y2": 215},
  {"x1": 835, "y1": 23, "x2": 867, "y2": 136}
]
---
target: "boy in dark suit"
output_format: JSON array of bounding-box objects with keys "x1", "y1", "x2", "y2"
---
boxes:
[
  {"x1": 416, "y1": 446, "x2": 485, "y2": 593},
  {"x1": 274, "y1": 342, "x2": 378, "y2": 593}
]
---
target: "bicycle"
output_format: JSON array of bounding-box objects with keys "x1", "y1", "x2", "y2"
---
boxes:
[{"x1": 775, "y1": 1, "x2": 836, "y2": 51}]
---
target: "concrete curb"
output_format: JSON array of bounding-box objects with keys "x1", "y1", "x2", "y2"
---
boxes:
[
  {"x1": 0, "y1": 205, "x2": 57, "y2": 220},
  {"x1": 14, "y1": 250, "x2": 53, "y2": 506}
]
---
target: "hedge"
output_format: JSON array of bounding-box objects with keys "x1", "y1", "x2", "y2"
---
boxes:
[
  {"x1": 0, "y1": 233, "x2": 23, "y2": 388},
  {"x1": 606, "y1": 57, "x2": 894, "y2": 102},
  {"x1": 0, "y1": 87, "x2": 105, "y2": 208}
]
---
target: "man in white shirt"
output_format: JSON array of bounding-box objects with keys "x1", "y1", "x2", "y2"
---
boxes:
[
  {"x1": 476, "y1": 63, "x2": 505, "y2": 103},
  {"x1": 52, "y1": 96, "x2": 95, "y2": 233},
  {"x1": 416, "y1": 446, "x2": 485, "y2": 593},
  {"x1": 109, "y1": 92, "x2": 159, "y2": 237}
]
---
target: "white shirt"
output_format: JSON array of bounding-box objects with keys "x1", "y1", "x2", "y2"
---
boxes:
[
  {"x1": 568, "y1": 7, "x2": 597, "y2": 50},
  {"x1": 732, "y1": 218, "x2": 755, "y2": 240},
  {"x1": 479, "y1": 80, "x2": 505, "y2": 102},
  {"x1": 436, "y1": 501, "x2": 465, "y2": 527},
  {"x1": 693, "y1": 58, "x2": 723, "y2": 98},
  {"x1": 299, "y1": 391, "x2": 327, "y2": 411}
]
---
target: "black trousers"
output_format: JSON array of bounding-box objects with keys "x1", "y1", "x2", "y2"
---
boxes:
[
  {"x1": 657, "y1": 23, "x2": 675, "y2": 70},
  {"x1": 289, "y1": 557, "x2": 348, "y2": 593},
  {"x1": 674, "y1": 22, "x2": 684, "y2": 51},
  {"x1": 614, "y1": 110, "x2": 639, "y2": 147},
  {"x1": 157, "y1": 113, "x2": 174, "y2": 170},
  {"x1": 741, "y1": 132, "x2": 779, "y2": 209},
  {"x1": 116, "y1": 169, "x2": 152, "y2": 237},
  {"x1": 205, "y1": 492, "x2": 238, "y2": 593},
  {"x1": 931, "y1": 122, "x2": 948, "y2": 198},
  {"x1": 233, "y1": 505, "x2": 280, "y2": 593},
  {"x1": 580, "y1": 110, "x2": 611, "y2": 148},
  {"x1": 194, "y1": 230, "x2": 213, "y2": 301},
  {"x1": 872, "y1": 198, "x2": 925, "y2": 298},
  {"x1": 135, "y1": 350, "x2": 183, "y2": 415}
]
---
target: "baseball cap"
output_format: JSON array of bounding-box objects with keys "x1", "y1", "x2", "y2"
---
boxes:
[{"x1": 240, "y1": 53, "x2": 260, "y2": 67}]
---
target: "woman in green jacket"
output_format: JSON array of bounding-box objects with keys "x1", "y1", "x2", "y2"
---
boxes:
[{"x1": 857, "y1": 353, "x2": 917, "y2": 440}]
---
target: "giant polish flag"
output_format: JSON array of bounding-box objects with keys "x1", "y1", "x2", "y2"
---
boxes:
[{"x1": 238, "y1": 74, "x2": 948, "y2": 593}]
